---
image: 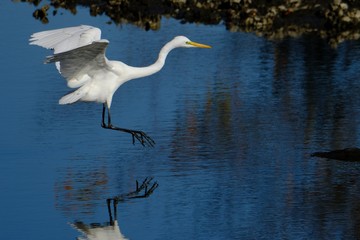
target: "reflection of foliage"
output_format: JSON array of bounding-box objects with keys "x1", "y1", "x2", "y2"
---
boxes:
[
  {"x1": 33, "y1": 4, "x2": 50, "y2": 23},
  {"x1": 54, "y1": 165, "x2": 109, "y2": 215},
  {"x1": 20, "y1": 0, "x2": 360, "y2": 46},
  {"x1": 22, "y1": 0, "x2": 222, "y2": 30}
]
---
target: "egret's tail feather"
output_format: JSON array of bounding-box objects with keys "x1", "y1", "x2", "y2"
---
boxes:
[{"x1": 59, "y1": 87, "x2": 87, "y2": 105}]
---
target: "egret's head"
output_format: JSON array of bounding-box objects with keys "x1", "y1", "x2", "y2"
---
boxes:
[{"x1": 173, "y1": 36, "x2": 212, "y2": 49}]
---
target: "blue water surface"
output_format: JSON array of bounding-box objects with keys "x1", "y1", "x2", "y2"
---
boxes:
[{"x1": 1, "y1": 1, "x2": 360, "y2": 239}]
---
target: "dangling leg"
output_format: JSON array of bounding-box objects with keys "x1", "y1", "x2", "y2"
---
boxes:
[
  {"x1": 101, "y1": 103, "x2": 155, "y2": 147},
  {"x1": 102, "y1": 104, "x2": 107, "y2": 128}
]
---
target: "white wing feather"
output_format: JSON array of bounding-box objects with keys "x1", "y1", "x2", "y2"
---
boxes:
[
  {"x1": 29, "y1": 25, "x2": 102, "y2": 73},
  {"x1": 44, "y1": 40, "x2": 109, "y2": 84},
  {"x1": 29, "y1": 25, "x2": 110, "y2": 90},
  {"x1": 29, "y1": 25, "x2": 101, "y2": 54}
]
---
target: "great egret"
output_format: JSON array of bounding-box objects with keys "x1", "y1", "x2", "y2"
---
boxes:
[{"x1": 29, "y1": 25, "x2": 211, "y2": 146}]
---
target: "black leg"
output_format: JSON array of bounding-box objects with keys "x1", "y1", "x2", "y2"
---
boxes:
[
  {"x1": 101, "y1": 103, "x2": 155, "y2": 147},
  {"x1": 107, "y1": 198, "x2": 114, "y2": 225},
  {"x1": 113, "y1": 199, "x2": 118, "y2": 221},
  {"x1": 107, "y1": 198, "x2": 119, "y2": 226},
  {"x1": 102, "y1": 104, "x2": 106, "y2": 128},
  {"x1": 106, "y1": 177, "x2": 158, "y2": 226}
]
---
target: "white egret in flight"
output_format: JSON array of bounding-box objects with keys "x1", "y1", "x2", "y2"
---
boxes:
[{"x1": 29, "y1": 25, "x2": 211, "y2": 147}]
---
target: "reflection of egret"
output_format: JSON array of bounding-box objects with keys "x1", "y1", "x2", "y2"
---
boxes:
[
  {"x1": 71, "y1": 177, "x2": 158, "y2": 240},
  {"x1": 29, "y1": 25, "x2": 211, "y2": 146},
  {"x1": 71, "y1": 221, "x2": 127, "y2": 240}
]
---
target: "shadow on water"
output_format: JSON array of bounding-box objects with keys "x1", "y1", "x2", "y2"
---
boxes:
[
  {"x1": 71, "y1": 177, "x2": 158, "y2": 240},
  {"x1": 312, "y1": 147, "x2": 360, "y2": 161}
]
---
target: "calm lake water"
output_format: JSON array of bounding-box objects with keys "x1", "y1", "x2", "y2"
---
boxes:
[{"x1": 2, "y1": 1, "x2": 360, "y2": 239}]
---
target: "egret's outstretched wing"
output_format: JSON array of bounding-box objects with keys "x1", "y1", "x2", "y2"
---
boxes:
[
  {"x1": 45, "y1": 40, "x2": 110, "y2": 87},
  {"x1": 29, "y1": 25, "x2": 102, "y2": 75},
  {"x1": 29, "y1": 25, "x2": 101, "y2": 54}
]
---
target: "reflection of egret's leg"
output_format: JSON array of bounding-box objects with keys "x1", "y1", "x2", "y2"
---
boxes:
[
  {"x1": 114, "y1": 199, "x2": 118, "y2": 222},
  {"x1": 144, "y1": 181, "x2": 159, "y2": 197},
  {"x1": 107, "y1": 177, "x2": 159, "y2": 202},
  {"x1": 131, "y1": 177, "x2": 159, "y2": 198},
  {"x1": 107, "y1": 198, "x2": 120, "y2": 226},
  {"x1": 107, "y1": 198, "x2": 114, "y2": 225},
  {"x1": 106, "y1": 177, "x2": 158, "y2": 226},
  {"x1": 101, "y1": 104, "x2": 155, "y2": 147}
]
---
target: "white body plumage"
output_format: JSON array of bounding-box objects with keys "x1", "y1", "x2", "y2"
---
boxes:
[{"x1": 29, "y1": 25, "x2": 211, "y2": 108}]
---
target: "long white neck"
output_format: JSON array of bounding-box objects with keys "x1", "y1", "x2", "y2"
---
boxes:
[{"x1": 127, "y1": 41, "x2": 177, "y2": 80}]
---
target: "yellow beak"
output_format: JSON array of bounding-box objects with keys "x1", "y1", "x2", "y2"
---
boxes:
[{"x1": 187, "y1": 41, "x2": 212, "y2": 48}]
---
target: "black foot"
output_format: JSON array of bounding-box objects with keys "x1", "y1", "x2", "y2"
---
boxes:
[
  {"x1": 102, "y1": 124, "x2": 155, "y2": 147},
  {"x1": 107, "y1": 177, "x2": 159, "y2": 203},
  {"x1": 106, "y1": 177, "x2": 158, "y2": 224},
  {"x1": 132, "y1": 177, "x2": 159, "y2": 199}
]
